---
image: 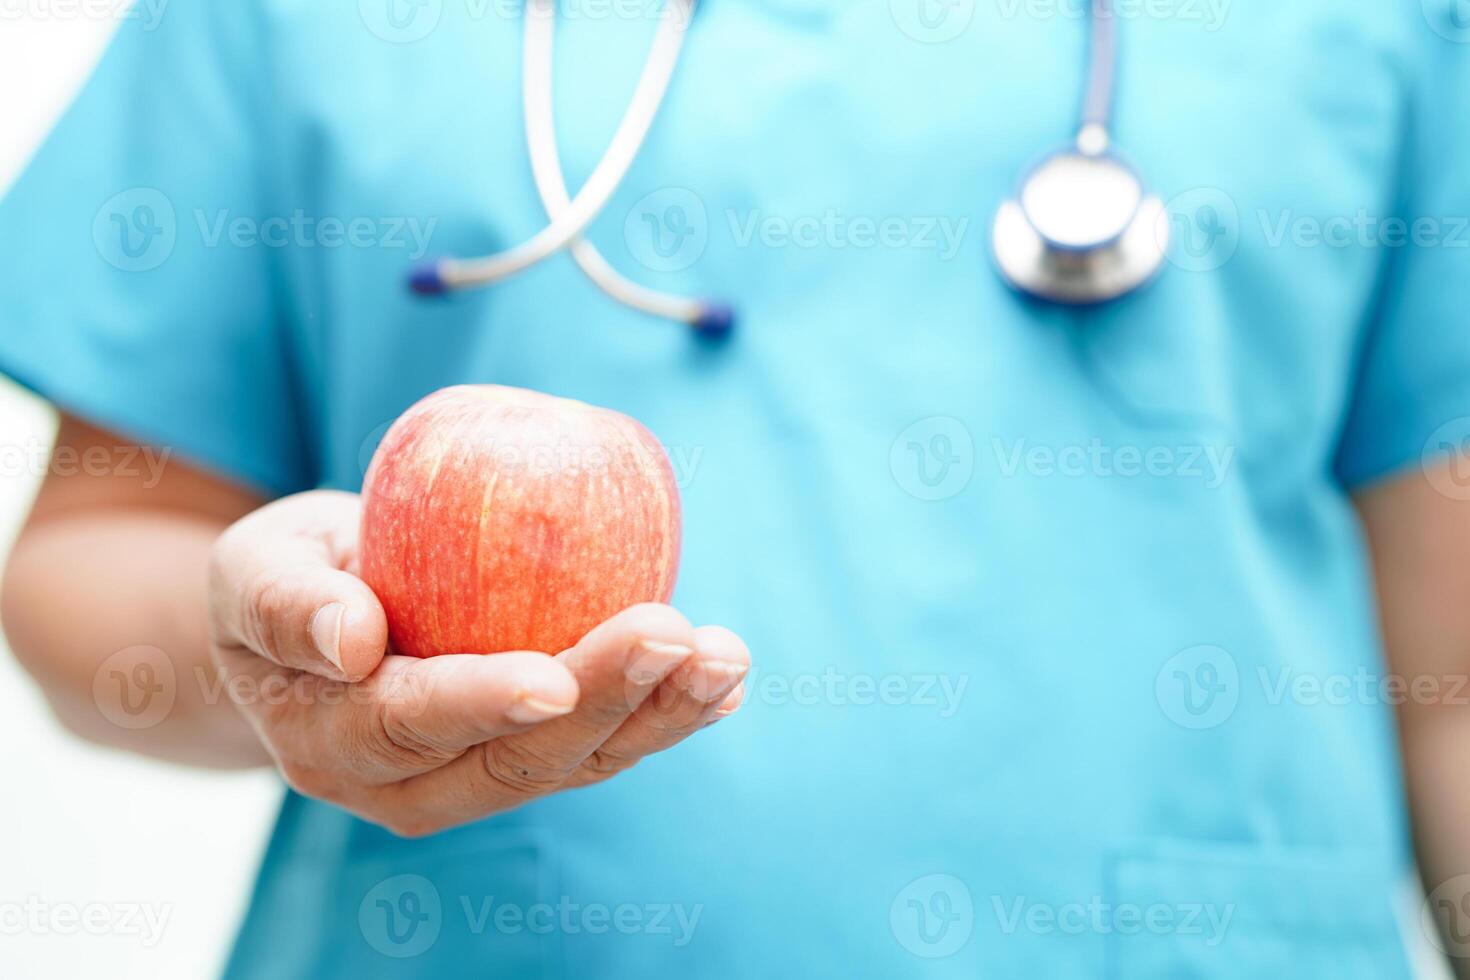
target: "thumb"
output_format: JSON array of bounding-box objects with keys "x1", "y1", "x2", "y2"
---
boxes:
[{"x1": 209, "y1": 493, "x2": 387, "y2": 681}]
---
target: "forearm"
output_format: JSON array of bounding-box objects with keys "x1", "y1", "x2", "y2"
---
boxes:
[
  {"x1": 1354, "y1": 456, "x2": 1470, "y2": 973},
  {"x1": 2, "y1": 507, "x2": 269, "y2": 768},
  {"x1": 1402, "y1": 707, "x2": 1470, "y2": 977}
]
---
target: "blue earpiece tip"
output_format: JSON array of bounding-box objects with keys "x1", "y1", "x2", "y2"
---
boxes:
[
  {"x1": 408, "y1": 262, "x2": 447, "y2": 297},
  {"x1": 692, "y1": 301, "x2": 735, "y2": 340}
]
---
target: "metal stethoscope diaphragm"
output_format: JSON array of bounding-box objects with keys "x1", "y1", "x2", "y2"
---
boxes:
[{"x1": 990, "y1": 0, "x2": 1168, "y2": 304}]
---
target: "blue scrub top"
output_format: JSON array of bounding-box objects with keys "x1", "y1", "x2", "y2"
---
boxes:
[{"x1": 3, "y1": 0, "x2": 1469, "y2": 975}]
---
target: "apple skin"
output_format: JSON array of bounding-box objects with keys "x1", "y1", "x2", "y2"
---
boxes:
[{"x1": 359, "y1": 385, "x2": 681, "y2": 658}]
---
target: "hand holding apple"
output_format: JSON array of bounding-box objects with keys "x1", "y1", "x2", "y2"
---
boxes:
[{"x1": 208, "y1": 488, "x2": 749, "y2": 838}]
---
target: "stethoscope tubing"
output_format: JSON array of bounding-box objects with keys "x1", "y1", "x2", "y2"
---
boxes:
[
  {"x1": 408, "y1": 3, "x2": 696, "y2": 279},
  {"x1": 413, "y1": 0, "x2": 1157, "y2": 323},
  {"x1": 521, "y1": 0, "x2": 725, "y2": 328},
  {"x1": 1081, "y1": 0, "x2": 1117, "y2": 134}
]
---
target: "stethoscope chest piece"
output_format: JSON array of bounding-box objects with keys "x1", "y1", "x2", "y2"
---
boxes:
[{"x1": 992, "y1": 146, "x2": 1168, "y2": 306}]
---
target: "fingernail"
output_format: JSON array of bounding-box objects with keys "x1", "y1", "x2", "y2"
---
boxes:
[
  {"x1": 677, "y1": 660, "x2": 746, "y2": 701},
  {"x1": 715, "y1": 682, "x2": 746, "y2": 717},
  {"x1": 631, "y1": 639, "x2": 695, "y2": 679},
  {"x1": 506, "y1": 692, "x2": 576, "y2": 725},
  {"x1": 310, "y1": 603, "x2": 346, "y2": 671}
]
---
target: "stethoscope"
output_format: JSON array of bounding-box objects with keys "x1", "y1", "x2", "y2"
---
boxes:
[
  {"x1": 406, "y1": 0, "x2": 1166, "y2": 334},
  {"x1": 990, "y1": 0, "x2": 1168, "y2": 305}
]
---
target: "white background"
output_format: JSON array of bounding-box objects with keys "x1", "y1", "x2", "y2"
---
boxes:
[
  {"x1": 0, "y1": 6, "x2": 1455, "y2": 980},
  {"x1": 0, "y1": 11, "x2": 279, "y2": 980}
]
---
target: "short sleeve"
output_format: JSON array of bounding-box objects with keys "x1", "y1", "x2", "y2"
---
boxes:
[
  {"x1": 0, "y1": 0, "x2": 312, "y2": 496},
  {"x1": 1334, "y1": 5, "x2": 1470, "y2": 490}
]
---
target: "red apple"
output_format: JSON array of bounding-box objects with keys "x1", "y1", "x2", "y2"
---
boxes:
[{"x1": 359, "y1": 385, "x2": 681, "y2": 658}]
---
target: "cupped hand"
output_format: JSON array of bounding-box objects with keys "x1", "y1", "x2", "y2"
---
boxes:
[{"x1": 207, "y1": 490, "x2": 748, "y2": 837}]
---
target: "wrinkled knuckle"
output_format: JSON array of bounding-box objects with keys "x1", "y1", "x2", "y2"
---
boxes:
[
  {"x1": 638, "y1": 701, "x2": 693, "y2": 738},
  {"x1": 481, "y1": 740, "x2": 567, "y2": 797},
  {"x1": 369, "y1": 705, "x2": 456, "y2": 770},
  {"x1": 580, "y1": 746, "x2": 639, "y2": 781},
  {"x1": 247, "y1": 571, "x2": 299, "y2": 650},
  {"x1": 230, "y1": 572, "x2": 280, "y2": 657},
  {"x1": 579, "y1": 696, "x2": 637, "y2": 729}
]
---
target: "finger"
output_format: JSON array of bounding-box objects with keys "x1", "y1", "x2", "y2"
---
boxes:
[
  {"x1": 713, "y1": 682, "x2": 746, "y2": 719},
  {"x1": 564, "y1": 624, "x2": 749, "y2": 788},
  {"x1": 210, "y1": 492, "x2": 387, "y2": 681},
  {"x1": 545, "y1": 602, "x2": 700, "y2": 741},
  {"x1": 214, "y1": 644, "x2": 579, "y2": 790},
  {"x1": 388, "y1": 603, "x2": 695, "y2": 821}
]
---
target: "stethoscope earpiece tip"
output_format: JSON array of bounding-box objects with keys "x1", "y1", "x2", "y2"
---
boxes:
[
  {"x1": 408, "y1": 262, "x2": 449, "y2": 297},
  {"x1": 691, "y1": 301, "x2": 736, "y2": 340}
]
